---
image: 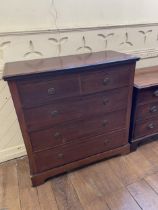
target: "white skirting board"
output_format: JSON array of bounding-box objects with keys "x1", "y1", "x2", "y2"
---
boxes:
[{"x1": 0, "y1": 144, "x2": 26, "y2": 163}]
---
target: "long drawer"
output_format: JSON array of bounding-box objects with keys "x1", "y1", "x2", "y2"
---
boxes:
[
  {"x1": 33, "y1": 129, "x2": 127, "y2": 172},
  {"x1": 24, "y1": 88, "x2": 128, "y2": 131},
  {"x1": 18, "y1": 64, "x2": 132, "y2": 108},
  {"x1": 30, "y1": 109, "x2": 127, "y2": 151},
  {"x1": 135, "y1": 101, "x2": 158, "y2": 120},
  {"x1": 134, "y1": 117, "x2": 158, "y2": 138}
]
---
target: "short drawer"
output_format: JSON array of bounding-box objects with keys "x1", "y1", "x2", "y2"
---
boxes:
[
  {"x1": 30, "y1": 109, "x2": 127, "y2": 151},
  {"x1": 18, "y1": 74, "x2": 80, "y2": 108},
  {"x1": 135, "y1": 102, "x2": 158, "y2": 121},
  {"x1": 134, "y1": 117, "x2": 158, "y2": 139},
  {"x1": 33, "y1": 129, "x2": 127, "y2": 172},
  {"x1": 137, "y1": 86, "x2": 158, "y2": 105},
  {"x1": 25, "y1": 88, "x2": 128, "y2": 131},
  {"x1": 80, "y1": 64, "x2": 133, "y2": 94}
]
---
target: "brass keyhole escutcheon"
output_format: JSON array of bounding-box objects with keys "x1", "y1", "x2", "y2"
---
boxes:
[
  {"x1": 148, "y1": 123, "x2": 154, "y2": 129},
  {"x1": 54, "y1": 132, "x2": 61, "y2": 138},
  {"x1": 58, "y1": 153, "x2": 64, "y2": 159},
  {"x1": 104, "y1": 139, "x2": 110, "y2": 145},
  {"x1": 154, "y1": 90, "x2": 158, "y2": 97},
  {"x1": 150, "y1": 106, "x2": 157, "y2": 113},
  {"x1": 102, "y1": 120, "x2": 108, "y2": 127},
  {"x1": 103, "y1": 98, "x2": 109, "y2": 105},
  {"x1": 48, "y1": 87, "x2": 55, "y2": 95},
  {"x1": 103, "y1": 77, "x2": 110, "y2": 86},
  {"x1": 51, "y1": 110, "x2": 58, "y2": 117}
]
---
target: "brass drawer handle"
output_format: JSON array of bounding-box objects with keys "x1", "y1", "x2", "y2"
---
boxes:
[
  {"x1": 103, "y1": 98, "x2": 109, "y2": 105},
  {"x1": 148, "y1": 123, "x2": 154, "y2": 129},
  {"x1": 150, "y1": 106, "x2": 157, "y2": 113},
  {"x1": 154, "y1": 90, "x2": 158, "y2": 97},
  {"x1": 48, "y1": 87, "x2": 55, "y2": 95},
  {"x1": 51, "y1": 110, "x2": 59, "y2": 117},
  {"x1": 104, "y1": 139, "x2": 110, "y2": 145},
  {"x1": 54, "y1": 132, "x2": 61, "y2": 138},
  {"x1": 103, "y1": 77, "x2": 110, "y2": 85},
  {"x1": 102, "y1": 120, "x2": 108, "y2": 127},
  {"x1": 58, "y1": 153, "x2": 64, "y2": 159}
]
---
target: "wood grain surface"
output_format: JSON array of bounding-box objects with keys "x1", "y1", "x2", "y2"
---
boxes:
[
  {"x1": 3, "y1": 51, "x2": 139, "y2": 80},
  {"x1": 135, "y1": 66, "x2": 158, "y2": 88},
  {"x1": 1, "y1": 141, "x2": 158, "y2": 209}
]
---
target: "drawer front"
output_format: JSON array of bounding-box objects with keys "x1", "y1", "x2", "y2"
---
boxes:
[
  {"x1": 33, "y1": 129, "x2": 127, "y2": 172},
  {"x1": 30, "y1": 109, "x2": 127, "y2": 151},
  {"x1": 137, "y1": 86, "x2": 158, "y2": 105},
  {"x1": 135, "y1": 102, "x2": 158, "y2": 121},
  {"x1": 18, "y1": 75, "x2": 80, "y2": 108},
  {"x1": 134, "y1": 117, "x2": 158, "y2": 139},
  {"x1": 25, "y1": 88, "x2": 128, "y2": 131},
  {"x1": 80, "y1": 64, "x2": 133, "y2": 94}
]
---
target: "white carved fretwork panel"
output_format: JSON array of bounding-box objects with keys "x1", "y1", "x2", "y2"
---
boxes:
[{"x1": 1, "y1": 24, "x2": 158, "y2": 78}]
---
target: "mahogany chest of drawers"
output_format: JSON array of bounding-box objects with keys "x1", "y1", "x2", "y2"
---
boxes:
[
  {"x1": 130, "y1": 66, "x2": 158, "y2": 151},
  {"x1": 3, "y1": 51, "x2": 139, "y2": 186}
]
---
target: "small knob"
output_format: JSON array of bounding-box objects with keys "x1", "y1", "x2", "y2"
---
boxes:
[
  {"x1": 58, "y1": 153, "x2": 64, "y2": 159},
  {"x1": 150, "y1": 106, "x2": 157, "y2": 113},
  {"x1": 103, "y1": 98, "x2": 109, "y2": 105},
  {"x1": 54, "y1": 132, "x2": 61, "y2": 138},
  {"x1": 148, "y1": 123, "x2": 154, "y2": 129},
  {"x1": 103, "y1": 77, "x2": 110, "y2": 85},
  {"x1": 104, "y1": 139, "x2": 110, "y2": 145},
  {"x1": 102, "y1": 120, "x2": 108, "y2": 127},
  {"x1": 51, "y1": 110, "x2": 58, "y2": 117},
  {"x1": 154, "y1": 90, "x2": 158, "y2": 97},
  {"x1": 48, "y1": 87, "x2": 55, "y2": 95}
]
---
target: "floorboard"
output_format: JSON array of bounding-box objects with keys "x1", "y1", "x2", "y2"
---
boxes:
[
  {"x1": 128, "y1": 179, "x2": 158, "y2": 210},
  {"x1": 51, "y1": 174, "x2": 83, "y2": 210},
  {"x1": 37, "y1": 182, "x2": 58, "y2": 210},
  {"x1": 145, "y1": 172, "x2": 158, "y2": 193},
  {"x1": 17, "y1": 158, "x2": 41, "y2": 210},
  {"x1": 1, "y1": 141, "x2": 158, "y2": 210},
  {"x1": 139, "y1": 141, "x2": 158, "y2": 173},
  {"x1": 0, "y1": 160, "x2": 21, "y2": 210},
  {"x1": 70, "y1": 171, "x2": 110, "y2": 210},
  {"x1": 105, "y1": 188, "x2": 142, "y2": 210}
]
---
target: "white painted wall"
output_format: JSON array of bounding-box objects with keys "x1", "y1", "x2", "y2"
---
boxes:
[
  {"x1": 1, "y1": 0, "x2": 158, "y2": 32},
  {"x1": 1, "y1": 0, "x2": 158, "y2": 163}
]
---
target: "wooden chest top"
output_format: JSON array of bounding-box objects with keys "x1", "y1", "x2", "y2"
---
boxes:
[
  {"x1": 134, "y1": 66, "x2": 158, "y2": 89},
  {"x1": 3, "y1": 51, "x2": 138, "y2": 80}
]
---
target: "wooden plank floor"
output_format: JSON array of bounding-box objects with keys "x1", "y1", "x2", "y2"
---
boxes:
[{"x1": 1, "y1": 141, "x2": 158, "y2": 210}]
